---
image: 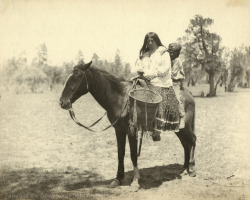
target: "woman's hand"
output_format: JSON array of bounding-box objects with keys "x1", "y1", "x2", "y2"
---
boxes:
[{"x1": 146, "y1": 75, "x2": 157, "y2": 80}]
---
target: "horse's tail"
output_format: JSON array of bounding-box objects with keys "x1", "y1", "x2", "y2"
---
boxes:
[{"x1": 188, "y1": 88, "x2": 195, "y2": 137}]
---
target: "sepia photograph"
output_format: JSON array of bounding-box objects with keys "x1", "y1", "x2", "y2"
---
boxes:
[{"x1": 0, "y1": 0, "x2": 250, "y2": 199}]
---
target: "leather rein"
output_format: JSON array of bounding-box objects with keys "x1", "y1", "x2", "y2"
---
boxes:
[{"x1": 68, "y1": 68, "x2": 128, "y2": 132}]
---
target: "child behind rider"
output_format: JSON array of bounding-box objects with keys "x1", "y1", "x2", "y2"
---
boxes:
[{"x1": 167, "y1": 43, "x2": 185, "y2": 130}]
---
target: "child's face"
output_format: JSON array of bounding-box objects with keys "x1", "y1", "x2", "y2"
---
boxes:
[{"x1": 170, "y1": 51, "x2": 180, "y2": 60}]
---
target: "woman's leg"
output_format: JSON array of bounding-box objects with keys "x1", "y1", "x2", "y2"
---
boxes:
[{"x1": 173, "y1": 82, "x2": 185, "y2": 129}]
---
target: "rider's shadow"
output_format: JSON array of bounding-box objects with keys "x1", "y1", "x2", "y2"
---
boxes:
[{"x1": 121, "y1": 164, "x2": 184, "y2": 189}]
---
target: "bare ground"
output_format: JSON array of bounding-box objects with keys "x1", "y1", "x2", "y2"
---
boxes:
[{"x1": 0, "y1": 86, "x2": 250, "y2": 200}]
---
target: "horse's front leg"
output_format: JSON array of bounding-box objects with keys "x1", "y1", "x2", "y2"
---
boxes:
[
  {"x1": 110, "y1": 128, "x2": 126, "y2": 187},
  {"x1": 128, "y1": 129, "x2": 140, "y2": 188}
]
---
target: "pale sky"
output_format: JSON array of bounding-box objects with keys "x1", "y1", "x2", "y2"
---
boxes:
[{"x1": 0, "y1": 0, "x2": 250, "y2": 66}]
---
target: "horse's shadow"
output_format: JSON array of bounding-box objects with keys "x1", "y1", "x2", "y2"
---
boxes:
[
  {"x1": 65, "y1": 164, "x2": 184, "y2": 190},
  {"x1": 64, "y1": 164, "x2": 184, "y2": 190},
  {"x1": 0, "y1": 164, "x2": 184, "y2": 199},
  {"x1": 124, "y1": 163, "x2": 184, "y2": 189}
]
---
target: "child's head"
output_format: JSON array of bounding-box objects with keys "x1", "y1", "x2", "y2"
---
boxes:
[{"x1": 168, "y1": 43, "x2": 181, "y2": 60}]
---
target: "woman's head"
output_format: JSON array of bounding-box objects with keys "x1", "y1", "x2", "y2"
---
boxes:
[{"x1": 139, "y1": 32, "x2": 163, "y2": 58}]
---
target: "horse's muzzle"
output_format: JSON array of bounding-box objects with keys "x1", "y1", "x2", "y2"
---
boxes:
[{"x1": 59, "y1": 98, "x2": 71, "y2": 110}]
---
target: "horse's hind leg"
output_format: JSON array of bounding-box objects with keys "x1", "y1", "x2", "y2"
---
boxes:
[
  {"x1": 128, "y1": 130, "x2": 140, "y2": 188},
  {"x1": 110, "y1": 129, "x2": 126, "y2": 187},
  {"x1": 188, "y1": 142, "x2": 196, "y2": 176},
  {"x1": 176, "y1": 116, "x2": 196, "y2": 177}
]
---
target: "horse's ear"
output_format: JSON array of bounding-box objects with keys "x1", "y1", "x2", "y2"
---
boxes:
[
  {"x1": 78, "y1": 61, "x2": 92, "y2": 70},
  {"x1": 85, "y1": 61, "x2": 92, "y2": 69}
]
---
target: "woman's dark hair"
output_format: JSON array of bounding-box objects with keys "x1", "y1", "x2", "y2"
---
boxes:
[{"x1": 139, "y1": 32, "x2": 164, "y2": 59}]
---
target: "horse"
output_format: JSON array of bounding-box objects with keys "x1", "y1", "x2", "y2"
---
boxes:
[{"x1": 59, "y1": 61, "x2": 196, "y2": 188}]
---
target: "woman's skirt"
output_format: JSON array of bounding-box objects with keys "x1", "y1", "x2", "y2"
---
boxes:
[{"x1": 148, "y1": 85, "x2": 180, "y2": 132}]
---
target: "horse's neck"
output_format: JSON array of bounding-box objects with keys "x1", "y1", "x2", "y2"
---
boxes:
[{"x1": 88, "y1": 70, "x2": 124, "y2": 112}]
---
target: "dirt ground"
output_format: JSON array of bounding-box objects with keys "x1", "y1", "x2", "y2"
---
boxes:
[{"x1": 0, "y1": 86, "x2": 250, "y2": 200}]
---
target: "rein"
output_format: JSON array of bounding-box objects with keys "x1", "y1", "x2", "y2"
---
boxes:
[
  {"x1": 69, "y1": 101, "x2": 128, "y2": 132},
  {"x1": 68, "y1": 67, "x2": 128, "y2": 132}
]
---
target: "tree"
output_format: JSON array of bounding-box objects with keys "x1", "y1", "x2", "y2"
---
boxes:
[
  {"x1": 0, "y1": 52, "x2": 28, "y2": 91},
  {"x1": 61, "y1": 61, "x2": 75, "y2": 83},
  {"x1": 124, "y1": 63, "x2": 131, "y2": 79},
  {"x1": 246, "y1": 68, "x2": 250, "y2": 88},
  {"x1": 75, "y1": 50, "x2": 84, "y2": 65},
  {"x1": 183, "y1": 15, "x2": 225, "y2": 96},
  {"x1": 113, "y1": 49, "x2": 123, "y2": 76},
  {"x1": 43, "y1": 65, "x2": 64, "y2": 90},
  {"x1": 14, "y1": 65, "x2": 47, "y2": 93},
  {"x1": 4, "y1": 57, "x2": 20, "y2": 84},
  {"x1": 92, "y1": 53, "x2": 100, "y2": 65},
  {"x1": 243, "y1": 46, "x2": 250, "y2": 88},
  {"x1": 37, "y1": 43, "x2": 48, "y2": 66},
  {"x1": 227, "y1": 47, "x2": 249, "y2": 92}
]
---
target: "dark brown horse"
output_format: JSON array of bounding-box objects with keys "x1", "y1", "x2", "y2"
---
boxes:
[{"x1": 59, "y1": 61, "x2": 196, "y2": 188}]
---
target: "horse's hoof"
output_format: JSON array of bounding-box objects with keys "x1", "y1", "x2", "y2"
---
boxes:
[
  {"x1": 130, "y1": 184, "x2": 140, "y2": 192},
  {"x1": 188, "y1": 167, "x2": 196, "y2": 177},
  {"x1": 110, "y1": 179, "x2": 120, "y2": 187},
  {"x1": 130, "y1": 179, "x2": 140, "y2": 192},
  {"x1": 187, "y1": 163, "x2": 196, "y2": 177},
  {"x1": 130, "y1": 185, "x2": 140, "y2": 192},
  {"x1": 188, "y1": 170, "x2": 196, "y2": 177},
  {"x1": 181, "y1": 169, "x2": 188, "y2": 176}
]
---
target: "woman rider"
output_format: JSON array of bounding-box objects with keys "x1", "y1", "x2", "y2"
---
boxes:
[{"x1": 132, "y1": 32, "x2": 180, "y2": 141}]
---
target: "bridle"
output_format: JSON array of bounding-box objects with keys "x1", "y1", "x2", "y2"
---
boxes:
[
  {"x1": 67, "y1": 68, "x2": 89, "y2": 102},
  {"x1": 67, "y1": 67, "x2": 128, "y2": 132}
]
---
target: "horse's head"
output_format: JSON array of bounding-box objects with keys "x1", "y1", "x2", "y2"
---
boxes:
[{"x1": 59, "y1": 61, "x2": 92, "y2": 110}]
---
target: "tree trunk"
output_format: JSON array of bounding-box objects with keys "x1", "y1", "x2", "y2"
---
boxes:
[
  {"x1": 207, "y1": 72, "x2": 216, "y2": 97},
  {"x1": 192, "y1": 77, "x2": 198, "y2": 86},
  {"x1": 214, "y1": 75, "x2": 222, "y2": 95},
  {"x1": 187, "y1": 78, "x2": 192, "y2": 87},
  {"x1": 246, "y1": 69, "x2": 250, "y2": 88},
  {"x1": 227, "y1": 76, "x2": 237, "y2": 92},
  {"x1": 206, "y1": 75, "x2": 209, "y2": 84},
  {"x1": 31, "y1": 77, "x2": 35, "y2": 93}
]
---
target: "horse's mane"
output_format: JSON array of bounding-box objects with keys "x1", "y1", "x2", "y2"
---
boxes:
[{"x1": 89, "y1": 67, "x2": 126, "y2": 94}]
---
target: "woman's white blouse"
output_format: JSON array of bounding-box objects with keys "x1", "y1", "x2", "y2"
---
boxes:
[{"x1": 132, "y1": 46, "x2": 172, "y2": 88}]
